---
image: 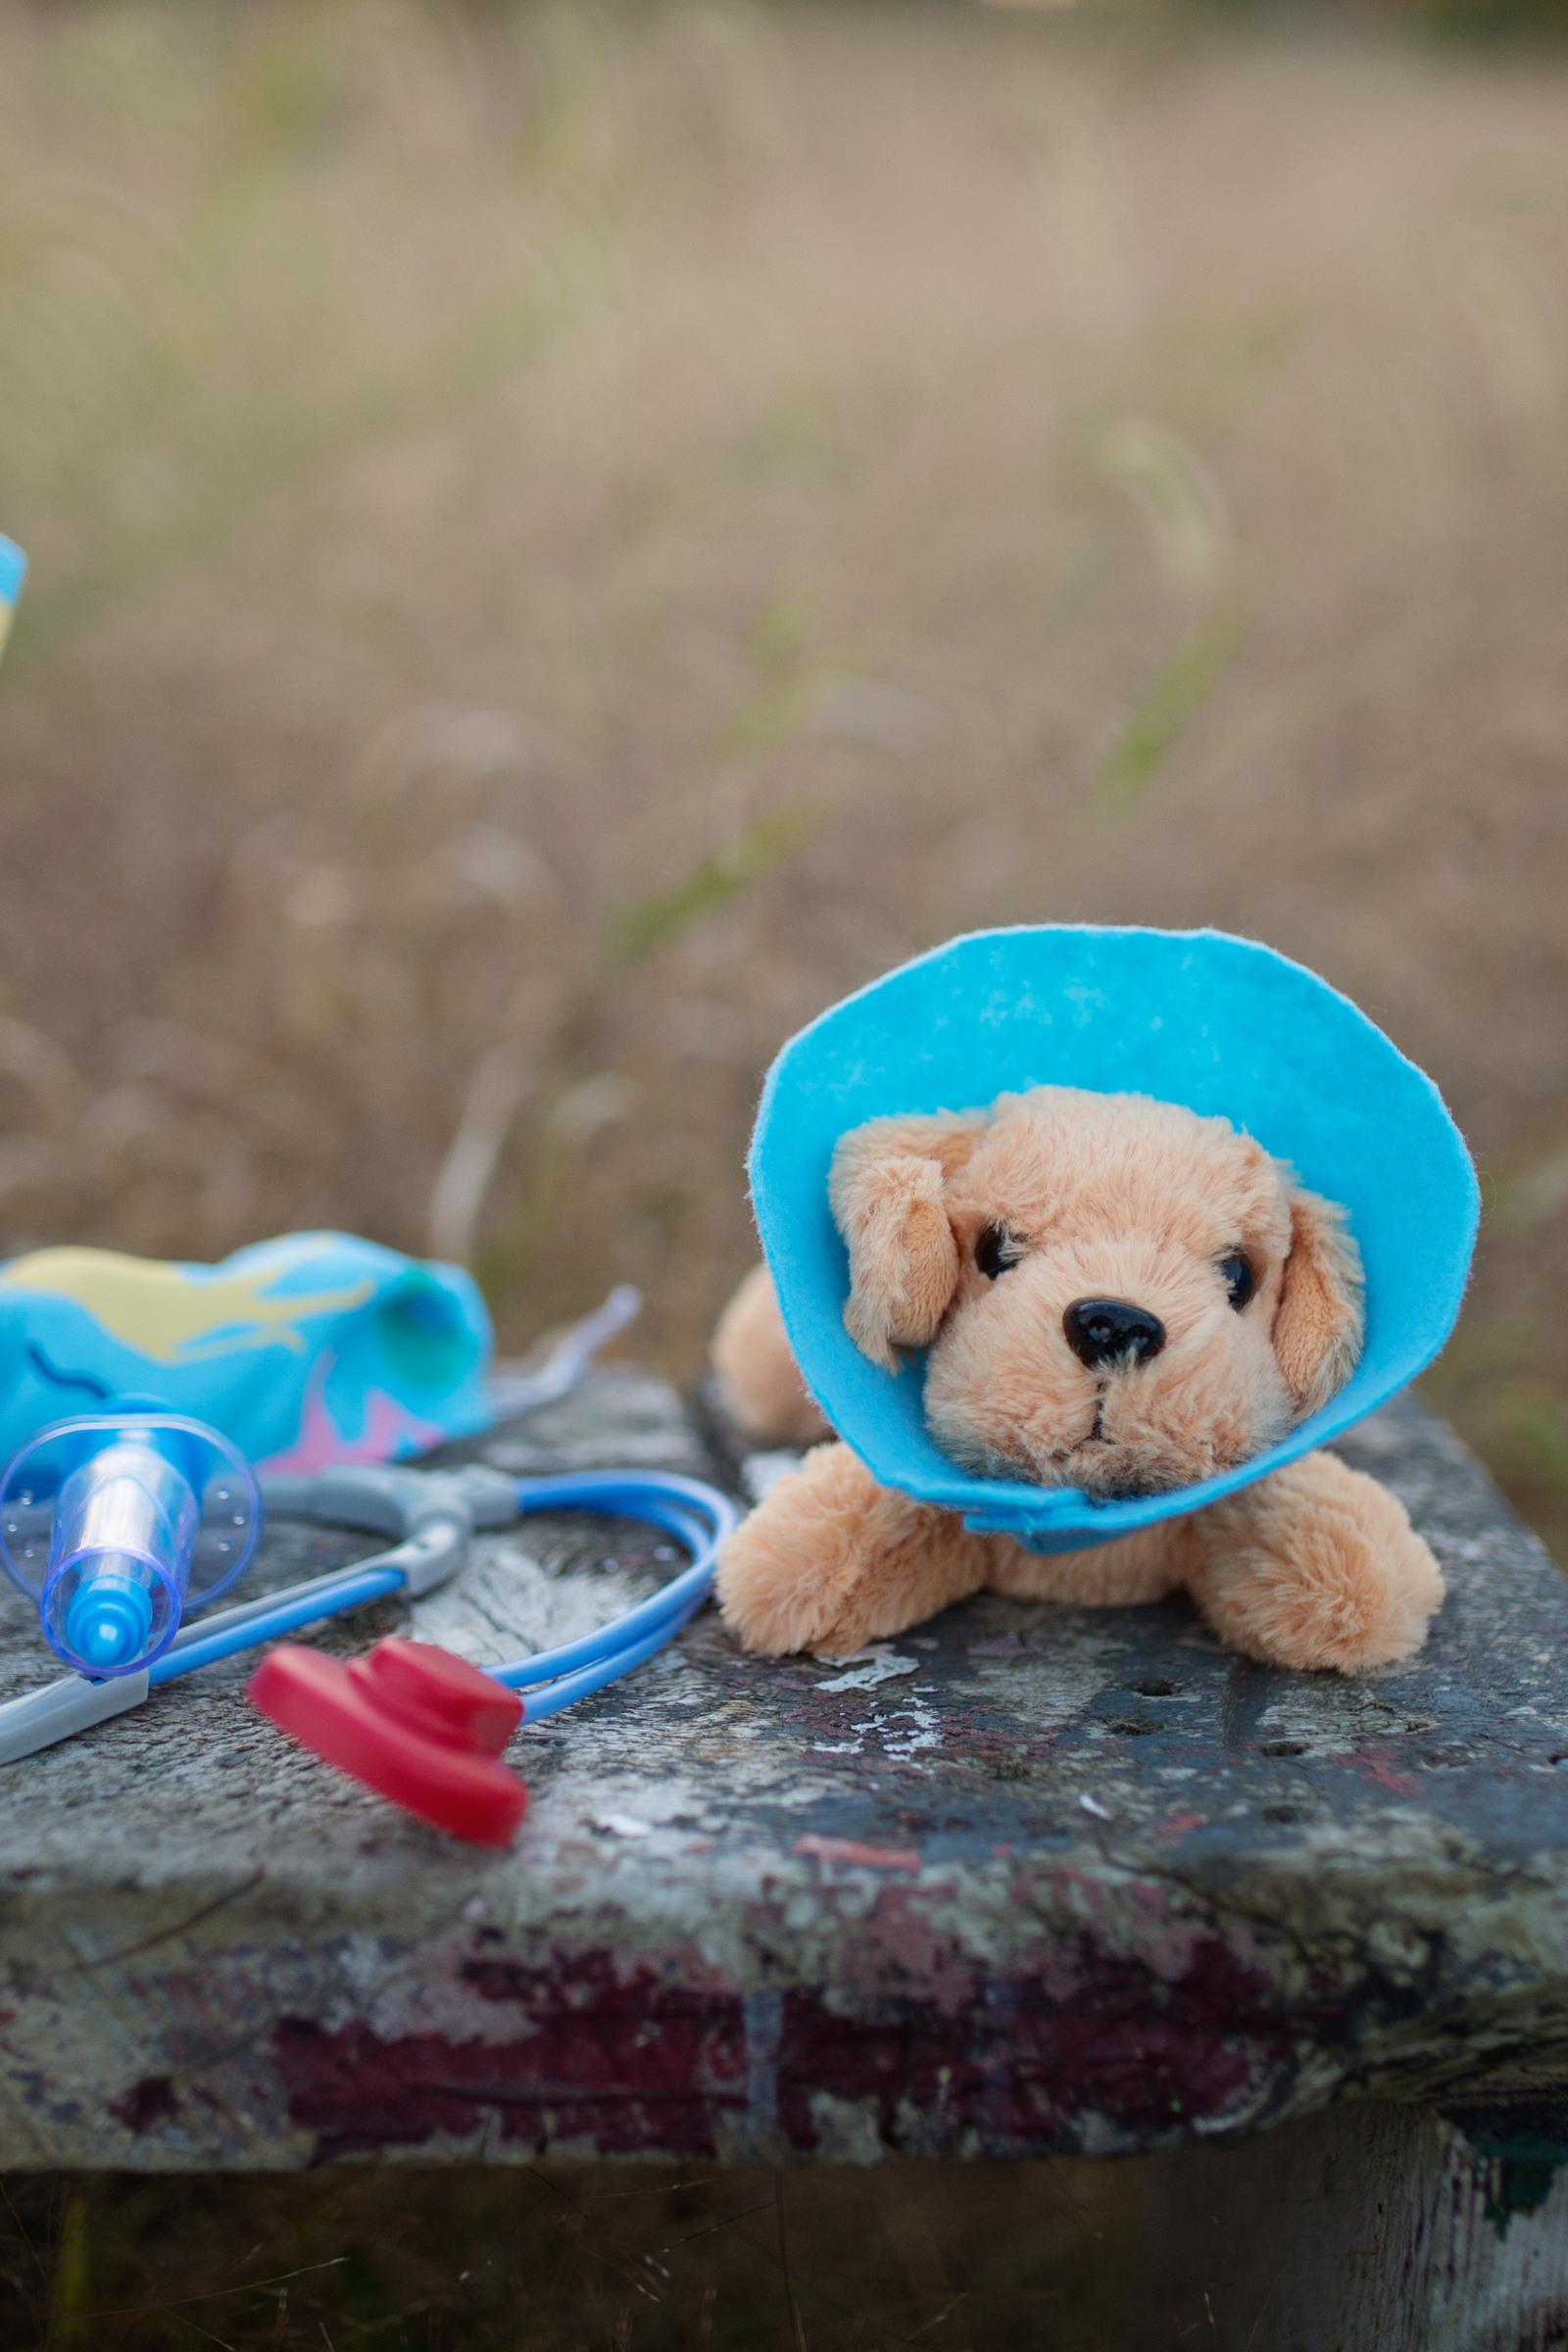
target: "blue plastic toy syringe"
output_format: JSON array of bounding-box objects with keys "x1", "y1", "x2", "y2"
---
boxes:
[
  {"x1": 52, "y1": 1440, "x2": 195, "y2": 1669},
  {"x1": 0, "y1": 1406, "x2": 260, "y2": 1678}
]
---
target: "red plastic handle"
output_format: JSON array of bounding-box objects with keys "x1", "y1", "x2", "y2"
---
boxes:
[{"x1": 250, "y1": 1638, "x2": 527, "y2": 1845}]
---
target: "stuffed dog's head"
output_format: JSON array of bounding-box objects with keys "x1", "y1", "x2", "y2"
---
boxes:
[{"x1": 829, "y1": 1086, "x2": 1363, "y2": 1500}]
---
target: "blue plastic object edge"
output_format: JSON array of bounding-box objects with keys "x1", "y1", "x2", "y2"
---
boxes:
[
  {"x1": 0, "y1": 536, "x2": 25, "y2": 610},
  {"x1": 749, "y1": 924, "x2": 1480, "y2": 1554}
]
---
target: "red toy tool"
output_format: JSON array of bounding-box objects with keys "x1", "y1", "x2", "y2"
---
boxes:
[{"x1": 250, "y1": 1637, "x2": 526, "y2": 1845}]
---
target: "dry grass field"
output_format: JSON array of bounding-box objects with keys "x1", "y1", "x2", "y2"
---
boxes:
[
  {"x1": 1, "y1": 1, "x2": 1568, "y2": 2340},
  {"x1": 3, "y1": 2, "x2": 1568, "y2": 1552}
]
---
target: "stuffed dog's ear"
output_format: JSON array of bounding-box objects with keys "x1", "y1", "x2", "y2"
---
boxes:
[
  {"x1": 829, "y1": 1110, "x2": 987, "y2": 1371},
  {"x1": 1271, "y1": 1186, "x2": 1365, "y2": 1418}
]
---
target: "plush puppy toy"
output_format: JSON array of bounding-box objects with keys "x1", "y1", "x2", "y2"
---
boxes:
[{"x1": 711, "y1": 1085, "x2": 1445, "y2": 1675}]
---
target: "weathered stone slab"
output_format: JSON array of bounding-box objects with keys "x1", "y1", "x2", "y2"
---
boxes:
[
  {"x1": 1124, "y1": 2091, "x2": 1568, "y2": 2352},
  {"x1": 2, "y1": 1375, "x2": 1568, "y2": 2174}
]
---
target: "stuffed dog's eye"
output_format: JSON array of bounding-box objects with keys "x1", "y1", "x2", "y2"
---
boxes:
[
  {"x1": 1219, "y1": 1254, "x2": 1254, "y2": 1310},
  {"x1": 976, "y1": 1223, "x2": 1023, "y2": 1279}
]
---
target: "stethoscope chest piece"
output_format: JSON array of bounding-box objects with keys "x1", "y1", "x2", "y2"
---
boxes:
[{"x1": 251, "y1": 1637, "x2": 527, "y2": 1845}]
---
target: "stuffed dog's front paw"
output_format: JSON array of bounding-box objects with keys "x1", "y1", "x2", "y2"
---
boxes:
[
  {"x1": 1187, "y1": 1450, "x2": 1445, "y2": 1674},
  {"x1": 716, "y1": 1441, "x2": 987, "y2": 1655}
]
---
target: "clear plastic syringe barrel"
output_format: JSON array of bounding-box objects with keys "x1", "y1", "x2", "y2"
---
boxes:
[
  {"x1": 0, "y1": 1410, "x2": 260, "y2": 1680},
  {"x1": 40, "y1": 1443, "x2": 199, "y2": 1678}
]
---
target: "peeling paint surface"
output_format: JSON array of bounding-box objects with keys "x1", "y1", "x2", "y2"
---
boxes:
[{"x1": 4, "y1": 1373, "x2": 1568, "y2": 2171}]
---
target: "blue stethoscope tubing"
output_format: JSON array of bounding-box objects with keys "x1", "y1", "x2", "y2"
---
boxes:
[
  {"x1": 148, "y1": 1469, "x2": 739, "y2": 1717},
  {"x1": 0, "y1": 1468, "x2": 740, "y2": 1767}
]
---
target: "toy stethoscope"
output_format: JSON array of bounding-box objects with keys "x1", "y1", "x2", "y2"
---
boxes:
[
  {"x1": 0, "y1": 552, "x2": 740, "y2": 1843},
  {"x1": 0, "y1": 1290, "x2": 740, "y2": 1843}
]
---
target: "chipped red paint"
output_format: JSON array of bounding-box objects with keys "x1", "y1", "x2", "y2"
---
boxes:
[
  {"x1": 774, "y1": 1935, "x2": 1309, "y2": 2154},
  {"x1": 832, "y1": 1883, "x2": 978, "y2": 2014},
  {"x1": 1352, "y1": 1748, "x2": 1423, "y2": 1796},
  {"x1": 272, "y1": 1960, "x2": 749, "y2": 2162},
  {"x1": 109, "y1": 2074, "x2": 180, "y2": 2133},
  {"x1": 266, "y1": 1927, "x2": 1325, "y2": 2165},
  {"x1": 463, "y1": 1940, "x2": 741, "y2": 2003},
  {"x1": 794, "y1": 1834, "x2": 921, "y2": 1871},
  {"x1": 1153, "y1": 1811, "x2": 1206, "y2": 1846}
]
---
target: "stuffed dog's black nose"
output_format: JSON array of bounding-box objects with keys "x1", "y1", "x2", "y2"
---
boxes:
[{"x1": 1063, "y1": 1298, "x2": 1166, "y2": 1371}]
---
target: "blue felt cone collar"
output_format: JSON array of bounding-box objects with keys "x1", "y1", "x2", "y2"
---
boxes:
[{"x1": 748, "y1": 926, "x2": 1479, "y2": 1553}]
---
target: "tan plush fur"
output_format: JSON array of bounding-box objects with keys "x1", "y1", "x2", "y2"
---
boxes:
[
  {"x1": 831, "y1": 1110, "x2": 985, "y2": 1369},
  {"x1": 1182, "y1": 1452, "x2": 1442, "y2": 1673},
  {"x1": 1272, "y1": 1192, "x2": 1365, "y2": 1416},
  {"x1": 710, "y1": 1263, "x2": 833, "y2": 1446},
  {"x1": 836, "y1": 1088, "x2": 1359, "y2": 1502},
  {"x1": 712, "y1": 1086, "x2": 1444, "y2": 1674}
]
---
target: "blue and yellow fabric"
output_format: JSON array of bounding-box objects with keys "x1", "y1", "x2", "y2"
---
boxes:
[
  {"x1": 0, "y1": 1233, "x2": 492, "y2": 1472},
  {"x1": 0, "y1": 536, "x2": 26, "y2": 663}
]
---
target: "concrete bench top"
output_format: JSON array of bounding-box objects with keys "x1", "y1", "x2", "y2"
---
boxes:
[{"x1": 2, "y1": 1372, "x2": 1568, "y2": 2173}]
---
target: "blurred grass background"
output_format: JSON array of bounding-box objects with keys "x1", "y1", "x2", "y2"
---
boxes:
[
  {"x1": 4, "y1": 0, "x2": 1568, "y2": 1559},
  {"x1": 1, "y1": 0, "x2": 1567, "y2": 2338},
  {"x1": 2, "y1": 2158, "x2": 1146, "y2": 2348}
]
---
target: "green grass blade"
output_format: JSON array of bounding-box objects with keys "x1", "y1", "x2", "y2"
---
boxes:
[
  {"x1": 609, "y1": 801, "x2": 819, "y2": 966},
  {"x1": 1091, "y1": 597, "x2": 1252, "y2": 818}
]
